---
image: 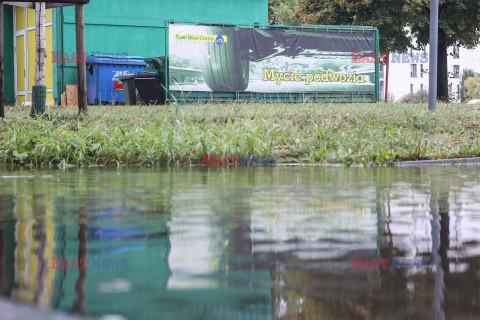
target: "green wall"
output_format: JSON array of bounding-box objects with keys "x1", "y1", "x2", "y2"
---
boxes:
[
  {"x1": 55, "y1": 0, "x2": 268, "y2": 102},
  {"x1": 3, "y1": 5, "x2": 14, "y2": 103}
]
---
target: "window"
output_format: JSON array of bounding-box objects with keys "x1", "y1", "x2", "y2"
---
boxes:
[
  {"x1": 420, "y1": 64, "x2": 424, "y2": 78},
  {"x1": 421, "y1": 84, "x2": 424, "y2": 91},
  {"x1": 410, "y1": 64, "x2": 418, "y2": 78},
  {"x1": 449, "y1": 83, "x2": 452, "y2": 95},
  {"x1": 453, "y1": 65, "x2": 460, "y2": 78},
  {"x1": 453, "y1": 46, "x2": 459, "y2": 59},
  {"x1": 411, "y1": 84, "x2": 414, "y2": 93}
]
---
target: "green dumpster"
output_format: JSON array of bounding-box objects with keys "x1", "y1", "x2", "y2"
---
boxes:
[
  {"x1": 120, "y1": 72, "x2": 166, "y2": 105},
  {"x1": 144, "y1": 56, "x2": 165, "y2": 73},
  {"x1": 119, "y1": 74, "x2": 137, "y2": 105},
  {"x1": 120, "y1": 57, "x2": 167, "y2": 105}
]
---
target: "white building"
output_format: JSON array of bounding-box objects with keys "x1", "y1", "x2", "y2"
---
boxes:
[{"x1": 385, "y1": 46, "x2": 480, "y2": 102}]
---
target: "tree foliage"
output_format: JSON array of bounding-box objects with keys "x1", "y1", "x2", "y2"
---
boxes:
[
  {"x1": 295, "y1": 0, "x2": 480, "y2": 50},
  {"x1": 295, "y1": 0, "x2": 410, "y2": 52},
  {"x1": 269, "y1": 0, "x2": 301, "y2": 25},
  {"x1": 295, "y1": 0, "x2": 480, "y2": 100},
  {"x1": 405, "y1": 0, "x2": 480, "y2": 49}
]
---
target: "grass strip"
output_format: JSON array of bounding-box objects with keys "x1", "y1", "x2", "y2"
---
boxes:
[{"x1": 1, "y1": 102, "x2": 480, "y2": 168}]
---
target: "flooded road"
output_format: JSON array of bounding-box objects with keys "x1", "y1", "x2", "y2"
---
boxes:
[{"x1": 0, "y1": 166, "x2": 479, "y2": 319}]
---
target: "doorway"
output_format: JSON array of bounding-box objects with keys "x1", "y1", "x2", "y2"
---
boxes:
[{"x1": 13, "y1": 6, "x2": 54, "y2": 106}]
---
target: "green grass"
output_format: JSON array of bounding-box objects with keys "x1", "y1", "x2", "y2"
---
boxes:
[{"x1": 1, "y1": 102, "x2": 480, "y2": 168}]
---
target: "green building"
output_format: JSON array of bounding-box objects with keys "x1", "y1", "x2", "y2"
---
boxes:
[{"x1": 2, "y1": 0, "x2": 268, "y2": 106}]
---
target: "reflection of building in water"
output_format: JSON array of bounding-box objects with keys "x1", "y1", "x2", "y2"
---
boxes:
[
  {"x1": 49, "y1": 188, "x2": 173, "y2": 320},
  {"x1": 381, "y1": 178, "x2": 480, "y2": 265},
  {"x1": 10, "y1": 195, "x2": 56, "y2": 307}
]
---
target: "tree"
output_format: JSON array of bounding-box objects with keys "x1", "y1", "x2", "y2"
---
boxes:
[
  {"x1": 30, "y1": 3, "x2": 47, "y2": 117},
  {"x1": 269, "y1": 0, "x2": 301, "y2": 25},
  {"x1": 34, "y1": 3, "x2": 47, "y2": 87},
  {"x1": 295, "y1": 0, "x2": 410, "y2": 52},
  {"x1": 296, "y1": 0, "x2": 480, "y2": 101},
  {"x1": 405, "y1": 0, "x2": 480, "y2": 101}
]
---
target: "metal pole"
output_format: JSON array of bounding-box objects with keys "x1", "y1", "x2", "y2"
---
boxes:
[
  {"x1": 75, "y1": 4, "x2": 87, "y2": 114},
  {"x1": 0, "y1": 2, "x2": 4, "y2": 118},
  {"x1": 428, "y1": 0, "x2": 439, "y2": 111},
  {"x1": 385, "y1": 53, "x2": 389, "y2": 102}
]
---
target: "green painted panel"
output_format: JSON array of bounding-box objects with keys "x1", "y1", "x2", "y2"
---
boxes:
[
  {"x1": 54, "y1": 0, "x2": 268, "y2": 101},
  {"x1": 3, "y1": 5, "x2": 14, "y2": 103},
  {"x1": 64, "y1": 0, "x2": 268, "y2": 26},
  {"x1": 62, "y1": 23, "x2": 166, "y2": 59}
]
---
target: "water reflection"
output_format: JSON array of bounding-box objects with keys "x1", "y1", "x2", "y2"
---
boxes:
[
  {"x1": 0, "y1": 167, "x2": 479, "y2": 319},
  {"x1": 72, "y1": 201, "x2": 88, "y2": 315}
]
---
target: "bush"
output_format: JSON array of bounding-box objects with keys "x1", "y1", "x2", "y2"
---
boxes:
[
  {"x1": 387, "y1": 92, "x2": 396, "y2": 102},
  {"x1": 400, "y1": 90, "x2": 429, "y2": 103},
  {"x1": 465, "y1": 76, "x2": 480, "y2": 99},
  {"x1": 460, "y1": 69, "x2": 479, "y2": 98}
]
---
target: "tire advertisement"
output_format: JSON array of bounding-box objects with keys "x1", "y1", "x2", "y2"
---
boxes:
[{"x1": 168, "y1": 23, "x2": 377, "y2": 94}]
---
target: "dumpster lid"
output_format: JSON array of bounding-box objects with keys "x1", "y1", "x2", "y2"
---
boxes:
[
  {"x1": 86, "y1": 55, "x2": 146, "y2": 66},
  {"x1": 118, "y1": 74, "x2": 136, "y2": 81},
  {"x1": 144, "y1": 56, "x2": 165, "y2": 63},
  {"x1": 119, "y1": 72, "x2": 159, "y2": 81}
]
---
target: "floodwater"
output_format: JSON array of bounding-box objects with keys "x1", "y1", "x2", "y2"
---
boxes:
[{"x1": 0, "y1": 166, "x2": 479, "y2": 320}]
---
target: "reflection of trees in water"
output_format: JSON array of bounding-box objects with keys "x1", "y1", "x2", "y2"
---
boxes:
[
  {"x1": 71, "y1": 200, "x2": 88, "y2": 315},
  {"x1": 32, "y1": 196, "x2": 49, "y2": 307},
  {"x1": 269, "y1": 167, "x2": 480, "y2": 319}
]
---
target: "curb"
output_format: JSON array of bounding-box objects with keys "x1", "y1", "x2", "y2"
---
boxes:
[{"x1": 396, "y1": 157, "x2": 480, "y2": 167}]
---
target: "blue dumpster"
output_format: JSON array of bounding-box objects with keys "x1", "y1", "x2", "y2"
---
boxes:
[{"x1": 86, "y1": 55, "x2": 146, "y2": 104}]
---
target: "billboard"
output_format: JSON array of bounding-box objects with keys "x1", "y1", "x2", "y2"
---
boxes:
[{"x1": 168, "y1": 23, "x2": 377, "y2": 95}]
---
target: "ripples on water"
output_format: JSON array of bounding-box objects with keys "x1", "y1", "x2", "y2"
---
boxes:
[{"x1": 0, "y1": 166, "x2": 479, "y2": 319}]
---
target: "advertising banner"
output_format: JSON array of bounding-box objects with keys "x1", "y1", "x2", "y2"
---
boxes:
[{"x1": 168, "y1": 23, "x2": 377, "y2": 94}]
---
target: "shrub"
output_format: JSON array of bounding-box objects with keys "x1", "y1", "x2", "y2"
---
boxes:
[
  {"x1": 400, "y1": 90, "x2": 429, "y2": 103},
  {"x1": 460, "y1": 69, "x2": 479, "y2": 98},
  {"x1": 465, "y1": 76, "x2": 480, "y2": 99}
]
